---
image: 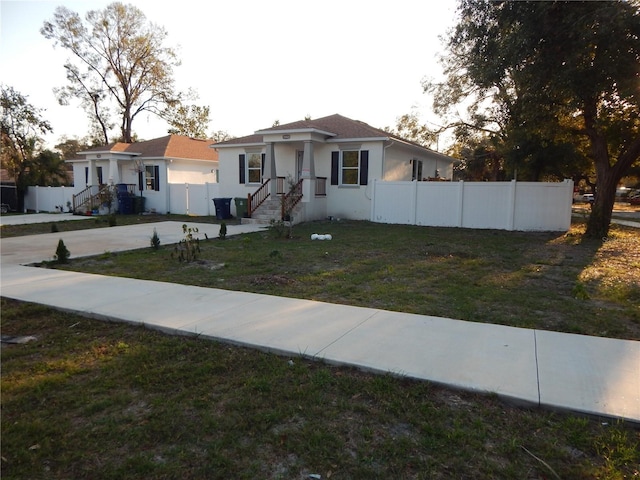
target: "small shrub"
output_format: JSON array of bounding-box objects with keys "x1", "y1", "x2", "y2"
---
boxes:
[
  {"x1": 219, "y1": 222, "x2": 227, "y2": 240},
  {"x1": 108, "y1": 214, "x2": 117, "y2": 227},
  {"x1": 51, "y1": 223, "x2": 59, "y2": 233},
  {"x1": 268, "y1": 219, "x2": 287, "y2": 239},
  {"x1": 54, "y1": 239, "x2": 70, "y2": 264},
  {"x1": 150, "y1": 228, "x2": 161, "y2": 250},
  {"x1": 173, "y1": 224, "x2": 200, "y2": 262}
]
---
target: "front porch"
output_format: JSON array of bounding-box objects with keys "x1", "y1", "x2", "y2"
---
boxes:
[{"x1": 243, "y1": 175, "x2": 328, "y2": 225}]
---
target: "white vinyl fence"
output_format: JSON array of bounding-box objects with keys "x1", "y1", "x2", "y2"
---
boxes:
[
  {"x1": 371, "y1": 179, "x2": 574, "y2": 231},
  {"x1": 23, "y1": 185, "x2": 75, "y2": 213},
  {"x1": 25, "y1": 183, "x2": 222, "y2": 216},
  {"x1": 167, "y1": 183, "x2": 221, "y2": 216}
]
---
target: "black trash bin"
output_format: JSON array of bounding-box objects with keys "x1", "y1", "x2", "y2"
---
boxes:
[
  {"x1": 234, "y1": 197, "x2": 248, "y2": 218},
  {"x1": 213, "y1": 197, "x2": 233, "y2": 220},
  {"x1": 118, "y1": 195, "x2": 133, "y2": 215},
  {"x1": 133, "y1": 196, "x2": 146, "y2": 214}
]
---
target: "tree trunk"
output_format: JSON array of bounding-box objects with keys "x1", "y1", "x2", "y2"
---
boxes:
[
  {"x1": 582, "y1": 98, "x2": 638, "y2": 238},
  {"x1": 586, "y1": 173, "x2": 616, "y2": 238}
]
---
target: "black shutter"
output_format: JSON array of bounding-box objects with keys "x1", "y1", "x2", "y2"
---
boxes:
[
  {"x1": 154, "y1": 166, "x2": 160, "y2": 191},
  {"x1": 239, "y1": 154, "x2": 246, "y2": 184},
  {"x1": 138, "y1": 171, "x2": 143, "y2": 191},
  {"x1": 359, "y1": 150, "x2": 369, "y2": 185},
  {"x1": 331, "y1": 151, "x2": 339, "y2": 185},
  {"x1": 261, "y1": 153, "x2": 265, "y2": 175},
  {"x1": 85, "y1": 167, "x2": 89, "y2": 185}
]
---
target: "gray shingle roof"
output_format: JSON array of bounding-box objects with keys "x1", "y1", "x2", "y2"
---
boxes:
[{"x1": 215, "y1": 114, "x2": 392, "y2": 146}]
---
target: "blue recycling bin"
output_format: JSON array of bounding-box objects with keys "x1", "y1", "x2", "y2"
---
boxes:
[{"x1": 213, "y1": 197, "x2": 233, "y2": 220}]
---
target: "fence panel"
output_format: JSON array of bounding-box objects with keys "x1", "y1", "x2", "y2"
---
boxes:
[
  {"x1": 371, "y1": 181, "x2": 416, "y2": 225},
  {"x1": 372, "y1": 180, "x2": 573, "y2": 231},
  {"x1": 24, "y1": 186, "x2": 75, "y2": 213},
  {"x1": 513, "y1": 182, "x2": 574, "y2": 231},
  {"x1": 415, "y1": 182, "x2": 459, "y2": 227}
]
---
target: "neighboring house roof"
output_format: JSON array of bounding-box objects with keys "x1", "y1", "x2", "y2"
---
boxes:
[
  {"x1": 214, "y1": 113, "x2": 449, "y2": 159},
  {"x1": 1, "y1": 168, "x2": 14, "y2": 183},
  {"x1": 77, "y1": 135, "x2": 218, "y2": 162}
]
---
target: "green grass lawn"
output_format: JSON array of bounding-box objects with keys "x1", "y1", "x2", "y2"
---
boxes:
[
  {"x1": 2, "y1": 299, "x2": 638, "y2": 479},
  {"x1": 41, "y1": 218, "x2": 640, "y2": 340},
  {"x1": 2, "y1": 216, "x2": 639, "y2": 478}
]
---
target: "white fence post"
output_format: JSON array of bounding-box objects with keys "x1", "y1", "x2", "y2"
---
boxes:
[
  {"x1": 412, "y1": 180, "x2": 418, "y2": 225},
  {"x1": 185, "y1": 183, "x2": 190, "y2": 215},
  {"x1": 508, "y1": 180, "x2": 517, "y2": 231},
  {"x1": 370, "y1": 179, "x2": 377, "y2": 222},
  {"x1": 457, "y1": 181, "x2": 464, "y2": 228}
]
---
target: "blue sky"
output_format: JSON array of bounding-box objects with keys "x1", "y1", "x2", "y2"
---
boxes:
[{"x1": 1, "y1": 0, "x2": 458, "y2": 148}]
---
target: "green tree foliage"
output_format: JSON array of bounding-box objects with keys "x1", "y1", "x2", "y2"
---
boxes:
[
  {"x1": 1, "y1": 85, "x2": 53, "y2": 208},
  {"x1": 385, "y1": 111, "x2": 438, "y2": 148},
  {"x1": 426, "y1": 0, "x2": 640, "y2": 237},
  {"x1": 41, "y1": 2, "x2": 185, "y2": 144},
  {"x1": 55, "y1": 136, "x2": 94, "y2": 161},
  {"x1": 25, "y1": 149, "x2": 70, "y2": 187},
  {"x1": 165, "y1": 103, "x2": 211, "y2": 139}
]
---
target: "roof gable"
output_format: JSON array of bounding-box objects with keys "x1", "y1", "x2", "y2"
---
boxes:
[{"x1": 259, "y1": 114, "x2": 390, "y2": 140}]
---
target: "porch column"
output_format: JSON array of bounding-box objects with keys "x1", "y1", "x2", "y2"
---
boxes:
[
  {"x1": 108, "y1": 159, "x2": 120, "y2": 185},
  {"x1": 88, "y1": 159, "x2": 98, "y2": 186},
  {"x1": 301, "y1": 140, "x2": 315, "y2": 201},
  {"x1": 264, "y1": 142, "x2": 277, "y2": 196}
]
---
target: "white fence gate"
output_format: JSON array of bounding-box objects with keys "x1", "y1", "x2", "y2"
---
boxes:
[
  {"x1": 167, "y1": 183, "x2": 221, "y2": 216},
  {"x1": 371, "y1": 179, "x2": 574, "y2": 231}
]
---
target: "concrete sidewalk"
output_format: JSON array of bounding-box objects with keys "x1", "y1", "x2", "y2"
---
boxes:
[
  {"x1": 1, "y1": 220, "x2": 639, "y2": 423},
  {"x1": 0, "y1": 212, "x2": 94, "y2": 226}
]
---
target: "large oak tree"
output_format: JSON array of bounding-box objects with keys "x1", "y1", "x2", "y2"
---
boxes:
[
  {"x1": 426, "y1": 0, "x2": 640, "y2": 237},
  {"x1": 41, "y1": 2, "x2": 184, "y2": 144}
]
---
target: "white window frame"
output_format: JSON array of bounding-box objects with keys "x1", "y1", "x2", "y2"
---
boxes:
[
  {"x1": 412, "y1": 159, "x2": 423, "y2": 181},
  {"x1": 340, "y1": 150, "x2": 360, "y2": 186},
  {"x1": 246, "y1": 152, "x2": 262, "y2": 184},
  {"x1": 145, "y1": 165, "x2": 159, "y2": 191}
]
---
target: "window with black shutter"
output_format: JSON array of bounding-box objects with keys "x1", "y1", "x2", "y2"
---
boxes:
[
  {"x1": 239, "y1": 154, "x2": 246, "y2": 184},
  {"x1": 332, "y1": 150, "x2": 369, "y2": 186}
]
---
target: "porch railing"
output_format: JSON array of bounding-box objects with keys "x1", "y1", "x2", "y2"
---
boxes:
[
  {"x1": 72, "y1": 185, "x2": 98, "y2": 212},
  {"x1": 248, "y1": 179, "x2": 271, "y2": 217},
  {"x1": 281, "y1": 179, "x2": 303, "y2": 220}
]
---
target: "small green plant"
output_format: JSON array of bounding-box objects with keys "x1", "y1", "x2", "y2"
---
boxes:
[
  {"x1": 172, "y1": 224, "x2": 200, "y2": 262},
  {"x1": 219, "y1": 222, "x2": 227, "y2": 240},
  {"x1": 150, "y1": 228, "x2": 161, "y2": 250},
  {"x1": 268, "y1": 219, "x2": 287, "y2": 239},
  {"x1": 51, "y1": 223, "x2": 58, "y2": 233},
  {"x1": 108, "y1": 214, "x2": 117, "y2": 227},
  {"x1": 54, "y1": 239, "x2": 70, "y2": 264},
  {"x1": 572, "y1": 281, "x2": 590, "y2": 300}
]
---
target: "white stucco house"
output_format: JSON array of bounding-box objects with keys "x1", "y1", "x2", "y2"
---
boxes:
[
  {"x1": 212, "y1": 114, "x2": 456, "y2": 223},
  {"x1": 68, "y1": 135, "x2": 218, "y2": 214}
]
